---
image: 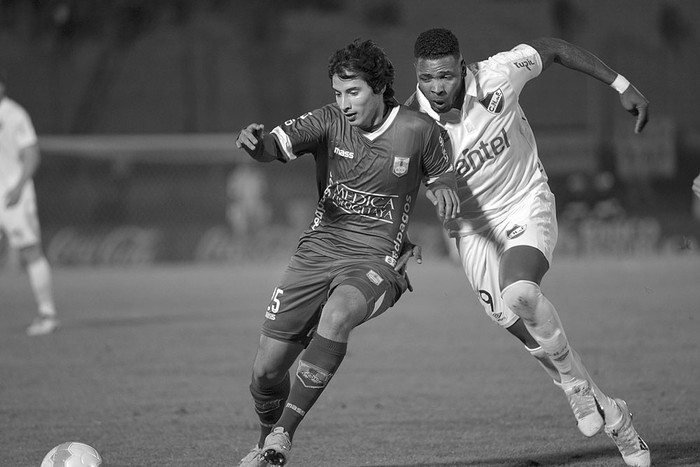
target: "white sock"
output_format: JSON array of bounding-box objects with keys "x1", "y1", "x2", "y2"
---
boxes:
[
  {"x1": 526, "y1": 345, "x2": 561, "y2": 384},
  {"x1": 27, "y1": 257, "x2": 57, "y2": 317},
  {"x1": 569, "y1": 348, "x2": 620, "y2": 420}
]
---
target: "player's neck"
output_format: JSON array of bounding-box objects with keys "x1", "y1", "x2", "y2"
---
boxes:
[
  {"x1": 453, "y1": 85, "x2": 466, "y2": 111},
  {"x1": 364, "y1": 102, "x2": 391, "y2": 133}
]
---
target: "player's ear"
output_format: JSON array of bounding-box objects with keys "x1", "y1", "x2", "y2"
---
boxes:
[{"x1": 461, "y1": 59, "x2": 467, "y2": 78}]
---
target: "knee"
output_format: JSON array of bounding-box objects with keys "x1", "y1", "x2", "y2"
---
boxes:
[
  {"x1": 19, "y1": 244, "x2": 42, "y2": 266},
  {"x1": 251, "y1": 357, "x2": 287, "y2": 386},
  {"x1": 318, "y1": 286, "x2": 366, "y2": 339},
  {"x1": 501, "y1": 280, "x2": 542, "y2": 321},
  {"x1": 318, "y1": 305, "x2": 356, "y2": 339}
]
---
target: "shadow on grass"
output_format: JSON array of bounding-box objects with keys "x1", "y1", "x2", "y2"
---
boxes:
[{"x1": 362, "y1": 438, "x2": 700, "y2": 466}]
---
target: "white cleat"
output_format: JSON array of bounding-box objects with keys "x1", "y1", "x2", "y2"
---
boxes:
[
  {"x1": 261, "y1": 427, "x2": 292, "y2": 466},
  {"x1": 563, "y1": 379, "x2": 605, "y2": 437},
  {"x1": 605, "y1": 399, "x2": 651, "y2": 467},
  {"x1": 26, "y1": 315, "x2": 60, "y2": 336},
  {"x1": 238, "y1": 445, "x2": 268, "y2": 467}
]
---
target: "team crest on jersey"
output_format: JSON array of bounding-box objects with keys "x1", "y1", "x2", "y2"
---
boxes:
[
  {"x1": 506, "y1": 224, "x2": 527, "y2": 239},
  {"x1": 392, "y1": 157, "x2": 410, "y2": 177},
  {"x1": 479, "y1": 89, "x2": 504, "y2": 114}
]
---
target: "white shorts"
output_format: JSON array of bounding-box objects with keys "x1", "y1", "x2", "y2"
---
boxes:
[
  {"x1": 0, "y1": 183, "x2": 41, "y2": 249},
  {"x1": 455, "y1": 188, "x2": 558, "y2": 328}
]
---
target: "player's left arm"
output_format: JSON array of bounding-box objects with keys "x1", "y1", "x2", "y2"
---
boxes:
[
  {"x1": 528, "y1": 37, "x2": 649, "y2": 134},
  {"x1": 6, "y1": 143, "x2": 40, "y2": 207},
  {"x1": 422, "y1": 124, "x2": 460, "y2": 221}
]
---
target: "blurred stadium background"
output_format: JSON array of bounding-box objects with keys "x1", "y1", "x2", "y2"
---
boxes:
[{"x1": 1, "y1": 0, "x2": 699, "y2": 267}]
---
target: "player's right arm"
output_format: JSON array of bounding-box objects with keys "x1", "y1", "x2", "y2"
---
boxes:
[
  {"x1": 235, "y1": 108, "x2": 329, "y2": 163},
  {"x1": 235, "y1": 123, "x2": 280, "y2": 163}
]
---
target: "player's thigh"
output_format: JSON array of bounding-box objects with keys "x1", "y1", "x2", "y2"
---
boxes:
[
  {"x1": 457, "y1": 234, "x2": 519, "y2": 329},
  {"x1": 327, "y1": 259, "x2": 407, "y2": 325},
  {"x1": 318, "y1": 285, "x2": 368, "y2": 337},
  {"x1": 261, "y1": 252, "x2": 332, "y2": 345},
  {"x1": 499, "y1": 189, "x2": 558, "y2": 288}
]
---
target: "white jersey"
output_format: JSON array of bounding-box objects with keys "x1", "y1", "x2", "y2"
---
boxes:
[
  {"x1": 0, "y1": 97, "x2": 38, "y2": 193},
  {"x1": 407, "y1": 44, "x2": 551, "y2": 237}
]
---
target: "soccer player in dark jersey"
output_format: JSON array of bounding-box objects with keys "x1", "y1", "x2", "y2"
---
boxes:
[{"x1": 235, "y1": 39, "x2": 459, "y2": 466}]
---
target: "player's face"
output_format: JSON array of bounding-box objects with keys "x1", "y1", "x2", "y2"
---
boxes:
[
  {"x1": 415, "y1": 55, "x2": 464, "y2": 114},
  {"x1": 332, "y1": 74, "x2": 384, "y2": 131}
]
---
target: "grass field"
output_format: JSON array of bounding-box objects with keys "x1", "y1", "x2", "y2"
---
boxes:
[{"x1": 2, "y1": 255, "x2": 699, "y2": 467}]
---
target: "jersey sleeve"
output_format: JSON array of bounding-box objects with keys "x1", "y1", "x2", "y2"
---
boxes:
[
  {"x1": 269, "y1": 106, "x2": 330, "y2": 162},
  {"x1": 421, "y1": 122, "x2": 455, "y2": 187},
  {"x1": 486, "y1": 43, "x2": 542, "y2": 97}
]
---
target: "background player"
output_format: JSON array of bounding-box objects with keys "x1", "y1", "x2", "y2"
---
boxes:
[
  {"x1": 405, "y1": 29, "x2": 650, "y2": 467},
  {"x1": 235, "y1": 39, "x2": 458, "y2": 466},
  {"x1": 0, "y1": 69, "x2": 59, "y2": 336}
]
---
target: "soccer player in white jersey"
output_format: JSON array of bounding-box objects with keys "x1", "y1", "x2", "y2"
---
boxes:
[
  {"x1": 235, "y1": 39, "x2": 459, "y2": 466},
  {"x1": 405, "y1": 29, "x2": 650, "y2": 467},
  {"x1": 0, "y1": 70, "x2": 59, "y2": 336}
]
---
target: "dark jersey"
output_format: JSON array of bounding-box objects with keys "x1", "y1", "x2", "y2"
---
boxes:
[{"x1": 269, "y1": 103, "x2": 453, "y2": 267}]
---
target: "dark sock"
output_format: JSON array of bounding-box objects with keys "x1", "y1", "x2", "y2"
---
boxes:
[
  {"x1": 275, "y1": 334, "x2": 347, "y2": 439},
  {"x1": 250, "y1": 372, "x2": 290, "y2": 447}
]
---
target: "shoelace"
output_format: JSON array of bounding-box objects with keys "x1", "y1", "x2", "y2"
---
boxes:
[{"x1": 608, "y1": 412, "x2": 641, "y2": 456}]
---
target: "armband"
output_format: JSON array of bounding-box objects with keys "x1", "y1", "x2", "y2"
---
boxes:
[{"x1": 610, "y1": 74, "x2": 630, "y2": 94}]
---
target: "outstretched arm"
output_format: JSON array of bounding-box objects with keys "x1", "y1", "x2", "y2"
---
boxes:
[
  {"x1": 235, "y1": 123, "x2": 280, "y2": 162},
  {"x1": 528, "y1": 37, "x2": 649, "y2": 134}
]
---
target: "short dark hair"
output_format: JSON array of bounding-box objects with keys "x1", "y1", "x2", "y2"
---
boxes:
[
  {"x1": 414, "y1": 28, "x2": 461, "y2": 60},
  {"x1": 328, "y1": 39, "x2": 395, "y2": 103}
]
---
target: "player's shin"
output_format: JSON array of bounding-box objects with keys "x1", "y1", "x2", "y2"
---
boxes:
[
  {"x1": 501, "y1": 281, "x2": 585, "y2": 383},
  {"x1": 250, "y1": 373, "x2": 290, "y2": 447},
  {"x1": 526, "y1": 345, "x2": 561, "y2": 384},
  {"x1": 275, "y1": 334, "x2": 347, "y2": 438}
]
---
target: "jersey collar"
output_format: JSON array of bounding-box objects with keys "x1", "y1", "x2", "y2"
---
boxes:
[{"x1": 357, "y1": 105, "x2": 399, "y2": 141}]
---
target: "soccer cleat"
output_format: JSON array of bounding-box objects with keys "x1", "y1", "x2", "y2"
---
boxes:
[
  {"x1": 238, "y1": 445, "x2": 268, "y2": 467},
  {"x1": 26, "y1": 315, "x2": 60, "y2": 336},
  {"x1": 261, "y1": 427, "x2": 292, "y2": 466},
  {"x1": 605, "y1": 399, "x2": 651, "y2": 467},
  {"x1": 563, "y1": 379, "x2": 605, "y2": 437}
]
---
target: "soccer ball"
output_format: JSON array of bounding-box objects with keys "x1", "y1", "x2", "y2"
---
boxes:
[{"x1": 41, "y1": 442, "x2": 102, "y2": 467}]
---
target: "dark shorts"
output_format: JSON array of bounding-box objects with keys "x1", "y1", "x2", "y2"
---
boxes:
[{"x1": 261, "y1": 245, "x2": 408, "y2": 345}]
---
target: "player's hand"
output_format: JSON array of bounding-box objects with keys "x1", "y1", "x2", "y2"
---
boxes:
[
  {"x1": 395, "y1": 240, "x2": 422, "y2": 292},
  {"x1": 693, "y1": 173, "x2": 700, "y2": 199},
  {"x1": 426, "y1": 187, "x2": 460, "y2": 221},
  {"x1": 620, "y1": 84, "x2": 649, "y2": 134},
  {"x1": 5, "y1": 184, "x2": 22, "y2": 207},
  {"x1": 235, "y1": 123, "x2": 265, "y2": 151}
]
